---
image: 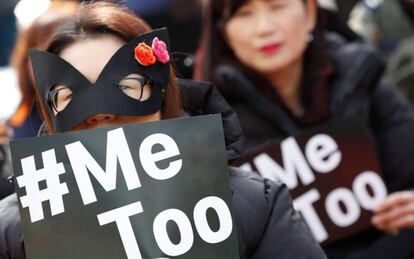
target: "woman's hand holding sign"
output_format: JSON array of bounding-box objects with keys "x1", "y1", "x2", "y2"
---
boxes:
[{"x1": 372, "y1": 191, "x2": 414, "y2": 232}]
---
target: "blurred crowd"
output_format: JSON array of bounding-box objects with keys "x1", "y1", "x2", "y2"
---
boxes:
[
  {"x1": 1, "y1": 0, "x2": 414, "y2": 258},
  {"x1": 2, "y1": 0, "x2": 414, "y2": 136}
]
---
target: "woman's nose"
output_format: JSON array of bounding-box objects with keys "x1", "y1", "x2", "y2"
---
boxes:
[
  {"x1": 256, "y1": 11, "x2": 274, "y2": 35},
  {"x1": 85, "y1": 113, "x2": 116, "y2": 124}
]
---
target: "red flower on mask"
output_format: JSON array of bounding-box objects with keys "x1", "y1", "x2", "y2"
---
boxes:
[{"x1": 134, "y1": 42, "x2": 156, "y2": 66}]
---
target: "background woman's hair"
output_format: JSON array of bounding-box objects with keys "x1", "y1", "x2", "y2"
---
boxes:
[
  {"x1": 10, "y1": 2, "x2": 79, "y2": 127},
  {"x1": 194, "y1": 0, "x2": 332, "y2": 124},
  {"x1": 36, "y1": 2, "x2": 181, "y2": 133}
]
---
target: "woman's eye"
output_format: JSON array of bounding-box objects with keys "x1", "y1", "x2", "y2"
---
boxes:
[
  {"x1": 118, "y1": 84, "x2": 132, "y2": 91},
  {"x1": 269, "y1": 3, "x2": 284, "y2": 10},
  {"x1": 59, "y1": 92, "x2": 72, "y2": 101},
  {"x1": 49, "y1": 86, "x2": 73, "y2": 115},
  {"x1": 117, "y1": 80, "x2": 142, "y2": 98},
  {"x1": 234, "y1": 7, "x2": 253, "y2": 17},
  {"x1": 236, "y1": 10, "x2": 252, "y2": 17},
  {"x1": 117, "y1": 77, "x2": 152, "y2": 101}
]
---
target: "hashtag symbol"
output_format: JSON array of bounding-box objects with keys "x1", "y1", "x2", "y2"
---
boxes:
[{"x1": 16, "y1": 149, "x2": 69, "y2": 223}]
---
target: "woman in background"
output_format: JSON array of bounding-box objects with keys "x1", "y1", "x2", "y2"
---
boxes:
[
  {"x1": 9, "y1": 1, "x2": 78, "y2": 138},
  {"x1": 195, "y1": 0, "x2": 414, "y2": 258},
  {"x1": 0, "y1": 0, "x2": 79, "y2": 211}
]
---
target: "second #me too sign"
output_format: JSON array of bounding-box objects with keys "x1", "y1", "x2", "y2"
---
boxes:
[
  {"x1": 11, "y1": 115, "x2": 240, "y2": 259},
  {"x1": 232, "y1": 117, "x2": 388, "y2": 244}
]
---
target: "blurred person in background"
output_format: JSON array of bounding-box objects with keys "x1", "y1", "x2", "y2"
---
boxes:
[
  {"x1": 9, "y1": 1, "x2": 79, "y2": 139},
  {"x1": 347, "y1": 0, "x2": 414, "y2": 56},
  {"x1": 347, "y1": 0, "x2": 414, "y2": 106},
  {"x1": 0, "y1": 0, "x2": 18, "y2": 202},
  {"x1": 0, "y1": 123, "x2": 13, "y2": 200},
  {"x1": 374, "y1": 0, "x2": 414, "y2": 55},
  {"x1": 0, "y1": 0, "x2": 18, "y2": 67},
  {"x1": 334, "y1": 0, "x2": 360, "y2": 22},
  {"x1": 0, "y1": 0, "x2": 78, "y2": 211},
  {"x1": 0, "y1": 0, "x2": 19, "y2": 123},
  {"x1": 195, "y1": 0, "x2": 414, "y2": 258},
  {"x1": 385, "y1": 36, "x2": 414, "y2": 106},
  {"x1": 380, "y1": 0, "x2": 414, "y2": 106}
]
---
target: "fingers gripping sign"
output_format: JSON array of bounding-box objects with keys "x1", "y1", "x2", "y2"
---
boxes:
[{"x1": 372, "y1": 191, "x2": 414, "y2": 232}]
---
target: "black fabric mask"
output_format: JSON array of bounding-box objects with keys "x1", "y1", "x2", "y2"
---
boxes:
[{"x1": 30, "y1": 28, "x2": 171, "y2": 133}]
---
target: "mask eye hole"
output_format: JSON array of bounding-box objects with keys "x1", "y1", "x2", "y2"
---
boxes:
[
  {"x1": 46, "y1": 85, "x2": 73, "y2": 116},
  {"x1": 117, "y1": 73, "x2": 152, "y2": 101}
]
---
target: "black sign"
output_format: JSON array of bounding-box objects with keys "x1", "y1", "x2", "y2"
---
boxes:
[
  {"x1": 232, "y1": 117, "x2": 387, "y2": 245},
  {"x1": 11, "y1": 115, "x2": 240, "y2": 259}
]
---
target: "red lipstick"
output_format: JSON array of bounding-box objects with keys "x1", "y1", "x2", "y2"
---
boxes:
[{"x1": 260, "y1": 43, "x2": 282, "y2": 55}]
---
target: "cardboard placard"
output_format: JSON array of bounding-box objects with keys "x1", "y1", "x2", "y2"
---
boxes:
[
  {"x1": 232, "y1": 117, "x2": 387, "y2": 245},
  {"x1": 11, "y1": 115, "x2": 240, "y2": 259}
]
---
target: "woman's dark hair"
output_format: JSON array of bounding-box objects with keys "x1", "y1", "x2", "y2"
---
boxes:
[
  {"x1": 194, "y1": 0, "x2": 332, "y2": 124},
  {"x1": 36, "y1": 2, "x2": 181, "y2": 133}
]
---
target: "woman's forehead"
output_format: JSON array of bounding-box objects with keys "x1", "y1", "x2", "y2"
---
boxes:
[
  {"x1": 227, "y1": 0, "x2": 285, "y2": 14},
  {"x1": 245, "y1": 0, "x2": 291, "y2": 5},
  {"x1": 58, "y1": 35, "x2": 125, "y2": 84}
]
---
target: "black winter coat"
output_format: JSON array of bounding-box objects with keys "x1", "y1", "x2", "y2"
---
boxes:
[
  {"x1": 214, "y1": 34, "x2": 414, "y2": 259},
  {"x1": 0, "y1": 145, "x2": 14, "y2": 200},
  {"x1": 0, "y1": 80, "x2": 326, "y2": 259}
]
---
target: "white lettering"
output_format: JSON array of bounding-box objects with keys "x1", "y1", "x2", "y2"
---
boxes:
[
  {"x1": 66, "y1": 128, "x2": 140, "y2": 205},
  {"x1": 140, "y1": 133, "x2": 182, "y2": 180},
  {"x1": 153, "y1": 209, "x2": 194, "y2": 256},
  {"x1": 97, "y1": 202, "x2": 144, "y2": 259},
  {"x1": 254, "y1": 137, "x2": 315, "y2": 189},
  {"x1": 293, "y1": 189, "x2": 328, "y2": 242},
  {"x1": 353, "y1": 171, "x2": 387, "y2": 210},
  {"x1": 305, "y1": 134, "x2": 342, "y2": 173},
  {"x1": 325, "y1": 188, "x2": 361, "y2": 227},
  {"x1": 193, "y1": 196, "x2": 233, "y2": 244}
]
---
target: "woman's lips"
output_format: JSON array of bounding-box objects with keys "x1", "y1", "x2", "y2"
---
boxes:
[{"x1": 260, "y1": 43, "x2": 282, "y2": 55}]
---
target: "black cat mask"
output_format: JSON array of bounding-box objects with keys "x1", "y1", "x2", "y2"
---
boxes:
[{"x1": 30, "y1": 28, "x2": 171, "y2": 132}]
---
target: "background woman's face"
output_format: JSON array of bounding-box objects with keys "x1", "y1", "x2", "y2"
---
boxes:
[
  {"x1": 56, "y1": 35, "x2": 161, "y2": 132},
  {"x1": 225, "y1": 0, "x2": 316, "y2": 75}
]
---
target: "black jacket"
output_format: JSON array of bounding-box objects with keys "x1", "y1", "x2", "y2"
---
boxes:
[
  {"x1": 0, "y1": 144, "x2": 14, "y2": 200},
  {"x1": 215, "y1": 34, "x2": 414, "y2": 258},
  {"x1": 0, "y1": 80, "x2": 326, "y2": 259}
]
